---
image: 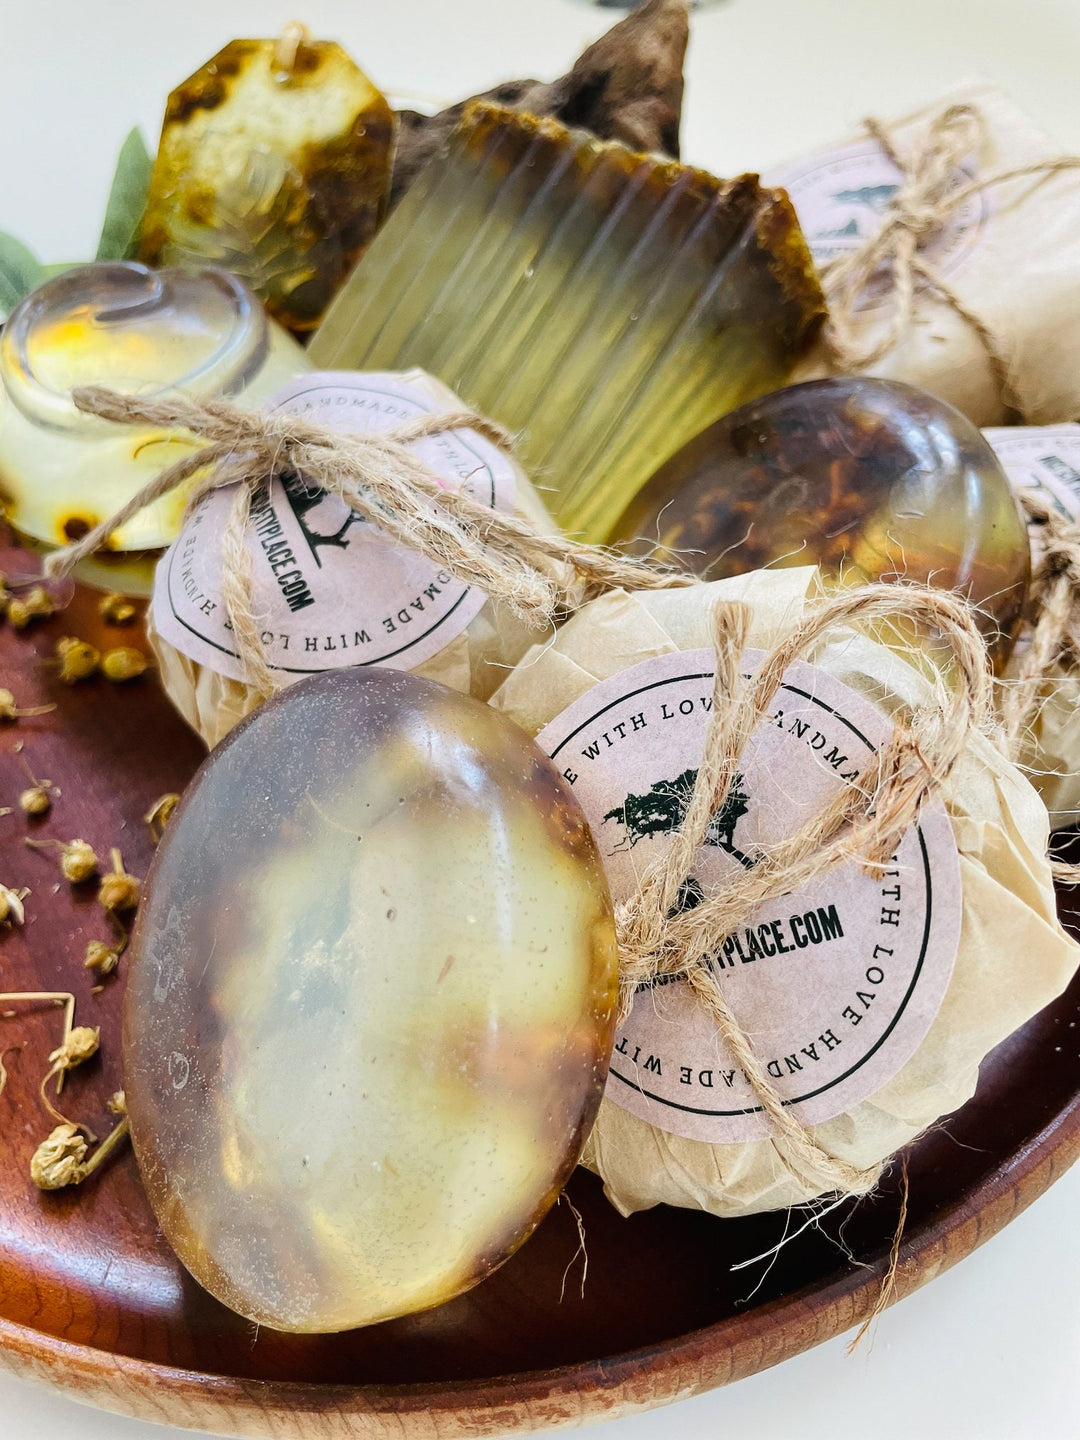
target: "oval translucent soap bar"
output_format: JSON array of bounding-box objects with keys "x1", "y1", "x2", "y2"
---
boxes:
[
  {"x1": 612, "y1": 377, "x2": 1031, "y2": 656},
  {"x1": 124, "y1": 669, "x2": 618, "y2": 1332}
]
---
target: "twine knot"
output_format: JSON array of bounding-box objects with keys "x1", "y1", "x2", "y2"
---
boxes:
[
  {"x1": 820, "y1": 101, "x2": 1080, "y2": 408},
  {"x1": 46, "y1": 386, "x2": 693, "y2": 698},
  {"x1": 613, "y1": 582, "x2": 995, "y2": 1197}
]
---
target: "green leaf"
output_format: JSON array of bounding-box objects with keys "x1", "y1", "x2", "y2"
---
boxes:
[
  {"x1": 0, "y1": 231, "x2": 45, "y2": 313},
  {"x1": 96, "y1": 127, "x2": 154, "y2": 262}
]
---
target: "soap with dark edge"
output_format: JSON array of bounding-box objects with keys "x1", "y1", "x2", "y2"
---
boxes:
[
  {"x1": 123, "y1": 668, "x2": 618, "y2": 1333},
  {"x1": 310, "y1": 102, "x2": 824, "y2": 542}
]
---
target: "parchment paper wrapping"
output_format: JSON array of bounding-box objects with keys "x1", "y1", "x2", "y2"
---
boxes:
[
  {"x1": 149, "y1": 370, "x2": 555, "y2": 750},
  {"x1": 769, "y1": 85, "x2": 1080, "y2": 427},
  {"x1": 985, "y1": 424, "x2": 1080, "y2": 827},
  {"x1": 491, "y1": 569, "x2": 1079, "y2": 1216}
]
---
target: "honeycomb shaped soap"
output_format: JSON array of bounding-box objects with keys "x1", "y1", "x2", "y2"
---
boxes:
[
  {"x1": 139, "y1": 36, "x2": 394, "y2": 333},
  {"x1": 123, "y1": 668, "x2": 618, "y2": 1333},
  {"x1": 309, "y1": 102, "x2": 824, "y2": 541},
  {"x1": 612, "y1": 377, "x2": 1031, "y2": 656}
]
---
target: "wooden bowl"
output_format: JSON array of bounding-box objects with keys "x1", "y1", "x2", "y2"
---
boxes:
[{"x1": 0, "y1": 546, "x2": 1077, "y2": 1438}]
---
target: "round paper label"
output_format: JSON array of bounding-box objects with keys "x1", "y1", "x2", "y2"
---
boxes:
[
  {"x1": 770, "y1": 140, "x2": 990, "y2": 306},
  {"x1": 152, "y1": 373, "x2": 517, "y2": 682},
  {"x1": 984, "y1": 424, "x2": 1080, "y2": 536},
  {"x1": 536, "y1": 650, "x2": 962, "y2": 1144}
]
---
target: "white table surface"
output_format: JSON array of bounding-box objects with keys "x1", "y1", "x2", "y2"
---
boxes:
[{"x1": 1, "y1": 1, "x2": 1079, "y2": 1436}]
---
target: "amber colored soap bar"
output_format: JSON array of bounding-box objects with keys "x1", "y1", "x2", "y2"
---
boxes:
[
  {"x1": 611, "y1": 377, "x2": 1031, "y2": 659},
  {"x1": 310, "y1": 102, "x2": 824, "y2": 541}
]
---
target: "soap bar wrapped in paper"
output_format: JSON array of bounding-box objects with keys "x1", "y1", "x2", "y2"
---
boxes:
[
  {"x1": 150, "y1": 370, "x2": 555, "y2": 747},
  {"x1": 987, "y1": 423, "x2": 1080, "y2": 826},
  {"x1": 769, "y1": 85, "x2": 1080, "y2": 426},
  {"x1": 491, "y1": 570, "x2": 1079, "y2": 1216}
]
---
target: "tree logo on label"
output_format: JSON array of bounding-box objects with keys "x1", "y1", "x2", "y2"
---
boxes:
[{"x1": 602, "y1": 767, "x2": 755, "y2": 870}]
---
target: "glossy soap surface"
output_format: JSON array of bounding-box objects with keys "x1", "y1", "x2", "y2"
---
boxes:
[
  {"x1": 123, "y1": 668, "x2": 618, "y2": 1334},
  {"x1": 309, "y1": 102, "x2": 824, "y2": 542},
  {"x1": 140, "y1": 38, "x2": 394, "y2": 333},
  {"x1": 613, "y1": 377, "x2": 1031, "y2": 652}
]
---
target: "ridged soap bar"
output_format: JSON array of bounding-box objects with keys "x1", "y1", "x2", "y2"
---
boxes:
[{"x1": 309, "y1": 103, "x2": 824, "y2": 540}]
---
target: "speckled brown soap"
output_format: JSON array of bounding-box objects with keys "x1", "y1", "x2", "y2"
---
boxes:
[{"x1": 613, "y1": 377, "x2": 1031, "y2": 657}]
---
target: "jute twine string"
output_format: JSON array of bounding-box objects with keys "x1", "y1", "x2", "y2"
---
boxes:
[
  {"x1": 39, "y1": 387, "x2": 1068, "y2": 1203},
  {"x1": 614, "y1": 582, "x2": 994, "y2": 1197},
  {"x1": 821, "y1": 101, "x2": 1080, "y2": 408},
  {"x1": 1001, "y1": 491, "x2": 1080, "y2": 884},
  {"x1": 45, "y1": 387, "x2": 694, "y2": 698}
]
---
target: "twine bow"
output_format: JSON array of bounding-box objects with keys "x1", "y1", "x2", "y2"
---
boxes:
[
  {"x1": 45, "y1": 387, "x2": 692, "y2": 696},
  {"x1": 821, "y1": 102, "x2": 1080, "y2": 408},
  {"x1": 616, "y1": 582, "x2": 995, "y2": 1196}
]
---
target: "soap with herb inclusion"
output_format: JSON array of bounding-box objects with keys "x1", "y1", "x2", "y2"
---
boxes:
[
  {"x1": 140, "y1": 37, "x2": 394, "y2": 333},
  {"x1": 611, "y1": 377, "x2": 1031, "y2": 659},
  {"x1": 309, "y1": 102, "x2": 824, "y2": 541},
  {"x1": 123, "y1": 668, "x2": 618, "y2": 1333}
]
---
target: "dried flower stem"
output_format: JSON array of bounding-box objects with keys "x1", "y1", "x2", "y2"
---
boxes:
[
  {"x1": 0, "y1": 689, "x2": 56, "y2": 723},
  {"x1": 0, "y1": 991, "x2": 75, "y2": 1095},
  {"x1": 25, "y1": 836, "x2": 99, "y2": 883}
]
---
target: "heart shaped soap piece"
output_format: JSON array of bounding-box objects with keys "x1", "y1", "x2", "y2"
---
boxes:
[
  {"x1": 123, "y1": 668, "x2": 618, "y2": 1333},
  {"x1": 611, "y1": 377, "x2": 1031, "y2": 658}
]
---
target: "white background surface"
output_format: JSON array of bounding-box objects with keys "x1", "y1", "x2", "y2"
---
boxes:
[{"x1": 1, "y1": 0, "x2": 1079, "y2": 1436}]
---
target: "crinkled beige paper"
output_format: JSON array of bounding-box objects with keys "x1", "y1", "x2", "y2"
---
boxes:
[
  {"x1": 149, "y1": 370, "x2": 556, "y2": 749},
  {"x1": 1005, "y1": 668, "x2": 1080, "y2": 829},
  {"x1": 491, "y1": 569, "x2": 1080, "y2": 1216},
  {"x1": 776, "y1": 84, "x2": 1080, "y2": 428}
]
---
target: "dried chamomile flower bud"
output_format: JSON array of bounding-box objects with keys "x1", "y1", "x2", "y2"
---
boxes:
[
  {"x1": 9, "y1": 586, "x2": 56, "y2": 630},
  {"x1": 144, "y1": 792, "x2": 180, "y2": 842},
  {"x1": 0, "y1": 884, "x2": 28, "y2": 926},
  {"x1": 26, "y1": 837, "x2": 99, "y2": 883},
  {"x1": 19, "y1": 785, "x2": 52, "y2": 816},
  {"x1": 98, "y1": 593, "x2": 137, "y2": 626},
  {"x1": 0, "y1": 689, "x2": 56, "y2": 722},
  {"x1": 50, "y1": 1025, "x2": 100, "y2": 1071},
  {"x1": 84, "y1": 940, "x2": 121, "y2": 976},
  {"x1": 55, "y1": 637, "x2": 101, "y2": 684},
  {"x1": 0, "y1": 576, "x2": 9, "y2": 618},
  {"x1": 31, "y1": 1123, "x2": 88, "y2": 1190},
  {"x1": 101, "y1": 646, "x2": 148, "y2": 682},
  {"x1": 98, "y1": 849, "x2": 140, "y2": 913},
  {"x1": 60, "y1": 840, "x2": 97, "y2": 883},
  {"x1": 107, "y1": 1090, "x2": 126, "y2": 1116}
]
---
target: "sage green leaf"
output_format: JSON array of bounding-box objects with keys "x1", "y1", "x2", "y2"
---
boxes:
[
  {"x1": 0, "y1": 231, "x2": 45, "y2": 313},
  {"x1": 96, "y1": 127, "x2": 154, "y2": 261}
]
